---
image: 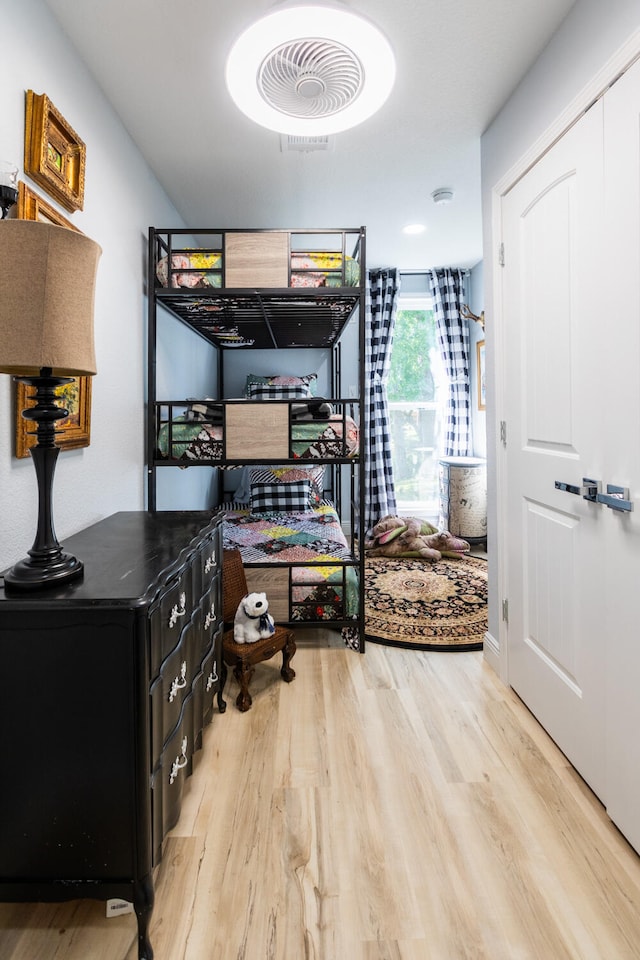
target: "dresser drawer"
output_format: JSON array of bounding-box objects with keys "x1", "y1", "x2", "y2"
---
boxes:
[
  {"x1": 149, "y1": 614, "x2": 199, "y2": 769},
  {"x1": 149, "y1": 565, "x2": 195, "y2": 677},
  {"x1": 151, "y1": 694, "x2": 195, "y2": 864},
  {"x1": 193, "y1": 633, "x2": 222, "y2": 747},
  {"x1": 197, "y1": 575, "x2": 221, "y2": 659}
]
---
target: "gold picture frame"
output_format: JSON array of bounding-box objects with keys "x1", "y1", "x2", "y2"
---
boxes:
[
  {"x1": 24, "y1": 90, "x2": 86, "y2": 212},
  {"x1": 15, "y1": 378, "x2": 93, "y2": 458},
  {"x1": 17, "y1": 180, "x2": 80, "y2": 231},
  {"x1": 477, "y1": 339, "x2": 486, "y2": 411},
  {"x1": 14, "y1": 181, "x2": 92, "y2": 458}
]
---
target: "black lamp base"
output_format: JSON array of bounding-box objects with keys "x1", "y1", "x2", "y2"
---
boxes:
[
  {"x1": 4, "y1": 369, "x2": 84, "y2": 593},
  {"x1": 4, "y1": 552, "x2": 83, "y2": 590}
]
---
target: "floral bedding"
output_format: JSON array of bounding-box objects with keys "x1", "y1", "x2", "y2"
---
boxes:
[
  {"x1": 222, "y1": 502, "x2": 359, "y2": 622},
  {"x1": 156, "y1": 250, "x2": 360, "y2": 289},
  {"x1": 156, "y1": 413, "x2": 359, "y2": 462}
]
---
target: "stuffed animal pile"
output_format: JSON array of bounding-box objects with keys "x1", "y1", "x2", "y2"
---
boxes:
[
  {"x1": 234, "y1": 592, "x2": 276, "y2": 644},
  {"x1": 365, "y1": 515, "x2": 470, "y2": 561}
]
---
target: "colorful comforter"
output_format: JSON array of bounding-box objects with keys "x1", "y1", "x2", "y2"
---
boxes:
[
  {"x1": 156, "y1": 413, "x2": 359, "y2": 462},
  {"x1": 156, "y1": 251, "x2": 360, "y2": 289},
  {"x1": 222, "y1": 502, "x2": 359, "y2": 622}
]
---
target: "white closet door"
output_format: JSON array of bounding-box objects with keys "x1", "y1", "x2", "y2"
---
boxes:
[
  {"x1": 502, "y1": 101, "x2": 607, "y2": 797},
  {"x1": 602, "y1": 58, "x2": 640, "y2": 853}
]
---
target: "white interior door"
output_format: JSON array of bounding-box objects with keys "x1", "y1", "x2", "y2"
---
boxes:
[
  {"x1": 602, "y1": 58, "x2": 640, "y2": 853},
  {"x1": 502, "y1": 101, "x2": 607, "y2": 797}
]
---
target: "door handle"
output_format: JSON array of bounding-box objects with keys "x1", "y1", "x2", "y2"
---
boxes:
[
  {"x1": 596, "y1": 484, "x2": 634, "y2": 512},
  {"x1": 555, "y1": 478, "x2": 633, "y2": 512},
  {"x1": 554, "y1": 478, "x2": 601, "y2": 502},
  {"x1": 555, "y1": 480, "x2": 581, "y2": 495}
]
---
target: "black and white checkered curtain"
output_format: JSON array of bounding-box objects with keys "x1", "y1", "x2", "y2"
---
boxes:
[
  {"x1": 364, "y1": 268, "x2": 400, "y2": 535},
  {"x1": 429, "y1": 268, "x2": 471, "y2": 457}
]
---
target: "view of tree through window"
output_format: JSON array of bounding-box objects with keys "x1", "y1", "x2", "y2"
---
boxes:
[{"x1": 388, "y1": 301, "x2": 442, "y2": 519}]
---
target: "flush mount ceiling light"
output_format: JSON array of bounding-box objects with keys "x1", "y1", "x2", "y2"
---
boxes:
[
  {"x1": 226, "y1": 5, "x2": 395, "y2": 136},
  {"x1": 403, "y1": 223, "x2": 426, "y2": 235}
]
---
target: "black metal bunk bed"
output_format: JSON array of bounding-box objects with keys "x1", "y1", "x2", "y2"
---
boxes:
[{"x1": 147, "y1": 227, "x2": 366, "y2": 651}]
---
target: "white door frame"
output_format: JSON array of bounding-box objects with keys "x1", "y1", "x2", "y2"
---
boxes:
[{"x1": 490, "y1": 28, "x2": 640, "y2": 684}]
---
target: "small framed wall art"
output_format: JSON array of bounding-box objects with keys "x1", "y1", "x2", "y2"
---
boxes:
[
  {"x1": 24, "y1": 90, "x2": 86, "y2": 212},
  {"x1": 15, "y1": 377, "x2": 92, "y2": 459},
  {"x1": 16, "y1": 180, "x2": 80, "y2": 231}
]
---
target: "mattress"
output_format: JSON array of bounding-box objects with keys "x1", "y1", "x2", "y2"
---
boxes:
[{"x1": 222, "y1": 502, "x2": 359, "y2": 622}]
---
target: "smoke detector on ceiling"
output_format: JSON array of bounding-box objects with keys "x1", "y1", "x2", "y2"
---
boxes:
[
  {"x1": 431, "y1": 188, "x2": 455, "y2": 205},
  {"x1": 226, "y1": 5, "x2": 395, "y2": 136}
]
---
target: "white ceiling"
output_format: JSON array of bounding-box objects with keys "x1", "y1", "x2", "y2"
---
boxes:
[{"x1": 44, "y1": 0, "x2": 576, "y2": 270}]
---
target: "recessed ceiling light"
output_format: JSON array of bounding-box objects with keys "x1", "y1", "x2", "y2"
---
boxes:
[
  {"x1": 403, "y1": 223, "x2": 426, "y2": 235},
  {"x1": 226, "y1": 5, "x2": 396, "y2": 136}
]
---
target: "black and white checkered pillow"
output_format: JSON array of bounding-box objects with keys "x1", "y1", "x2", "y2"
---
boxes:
[
  {"x1": 247, "y1": 383, "x2": 310, "y2": 401},
  {"x1": 250, "y1": 479, "x2": 311, "y2": 514},
  {"x1": 249, "y1": 465, "x2": 324, "y2": 503}
]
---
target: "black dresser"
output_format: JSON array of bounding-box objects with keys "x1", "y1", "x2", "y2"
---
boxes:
[{"x1": 0, "y1": 510, "x2": 225, "y2": 960}]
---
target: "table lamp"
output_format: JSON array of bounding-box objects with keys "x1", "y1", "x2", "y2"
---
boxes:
[
  {"x1": 0, "y1": 162, "x2": 18, "y2": 219},
  {"x1": 0, "y1": 220, "x2": 102, "y2": 590}
]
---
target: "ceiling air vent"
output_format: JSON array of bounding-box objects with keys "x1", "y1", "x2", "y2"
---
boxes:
[{"x1": 280, "y1": 134, "x2": 335, "y2": 152}]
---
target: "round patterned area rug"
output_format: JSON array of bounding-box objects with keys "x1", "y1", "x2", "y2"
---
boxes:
[{"x1": 365, "y1": 554, "x2": 488, "y2": 651}]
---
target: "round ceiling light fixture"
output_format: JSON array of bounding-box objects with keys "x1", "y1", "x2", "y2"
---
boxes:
[{"x1": 226, "y1": 5, "x2": 396, "y2": 136}]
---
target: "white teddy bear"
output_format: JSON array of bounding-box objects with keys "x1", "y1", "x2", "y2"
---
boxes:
[{"x1": 233, "y1": 592, "x2": 276, "y2": 644}]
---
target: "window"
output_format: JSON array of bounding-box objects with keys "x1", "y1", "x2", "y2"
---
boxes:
[{"x1": 388, "y1": 297, "x2": 444, "y2": 520}]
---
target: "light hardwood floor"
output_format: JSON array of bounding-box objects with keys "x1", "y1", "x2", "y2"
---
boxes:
[{"x1": 3, "y1": 632, "x2": 640, "y2": 959}]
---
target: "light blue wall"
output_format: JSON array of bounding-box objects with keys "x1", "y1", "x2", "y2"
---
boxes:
[
  {"x1": 0, "y1": 0, "x2": 218, "y2": 566},
  {"x1": 223, "y1": 348, "x2": 332, "y2": 398}
]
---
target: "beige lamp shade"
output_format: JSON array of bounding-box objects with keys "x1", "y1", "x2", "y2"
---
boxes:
[{"x1": 0, "y1": 220, "x2": 101, "y2": 376}]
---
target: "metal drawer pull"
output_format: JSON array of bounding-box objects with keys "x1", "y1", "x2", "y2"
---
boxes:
[
  {"x1": 168, "y1": 661, "x2": 188, "y2": 702},
  {"x1": 554, "y1": 478, "x2": 601, "y2": 502},
  {"x1": 169, "y1": 736, "x2": 188, "y2": 784},
  {"x1": 204, "y1": 554, "x2": 217, "y2": 574},
  {"x1": 596, "y1": 484, "x2": 634, "y2": 512},
  {"x1": 168, "y1": 592, "x2": 187, "y2": 628},
  {"x1": 204, "y1": 604, "x2": 216, "y2": 630},
  {"x1": 206, "y1": 665, "x2": 218, "y2": 691}
]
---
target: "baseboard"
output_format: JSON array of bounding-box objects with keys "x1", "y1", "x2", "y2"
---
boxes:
[{"x1": 483, "y1": 630, "x2": 500, "y2": 674}]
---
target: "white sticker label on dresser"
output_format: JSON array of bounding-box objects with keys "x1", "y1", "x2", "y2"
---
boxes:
[{"x1": 106, "y1": 898, "x2": 134, "y2": 918}]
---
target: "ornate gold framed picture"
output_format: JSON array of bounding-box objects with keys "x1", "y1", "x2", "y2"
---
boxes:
[
  {"x1": 24, "y1": 90, "x2": 86, "y2": 212},
  {"x1": 15, "y1": 377, "x2": 92, "y2": 459},
  {"x1": 16, "y1": 180, "x2": 80, "y2": 231}
]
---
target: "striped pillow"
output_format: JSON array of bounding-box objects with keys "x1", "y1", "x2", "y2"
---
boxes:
[
  {"x1": 249, "y1": 464, "x2": 324, "y2": 503},
  {"x1": 250, "y1": 479, "x2": 311, "y2": 514},
  {"x1": 245, "y1": 372, "x2": 317, "y2": 396},
  {"x1": 247, "y1": 383, "x2": 310, "y2": 401}
]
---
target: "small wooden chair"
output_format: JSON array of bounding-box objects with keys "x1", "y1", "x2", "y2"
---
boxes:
[{"x1": 221, "y1": 549, "x2": 296, "y2": 712}]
